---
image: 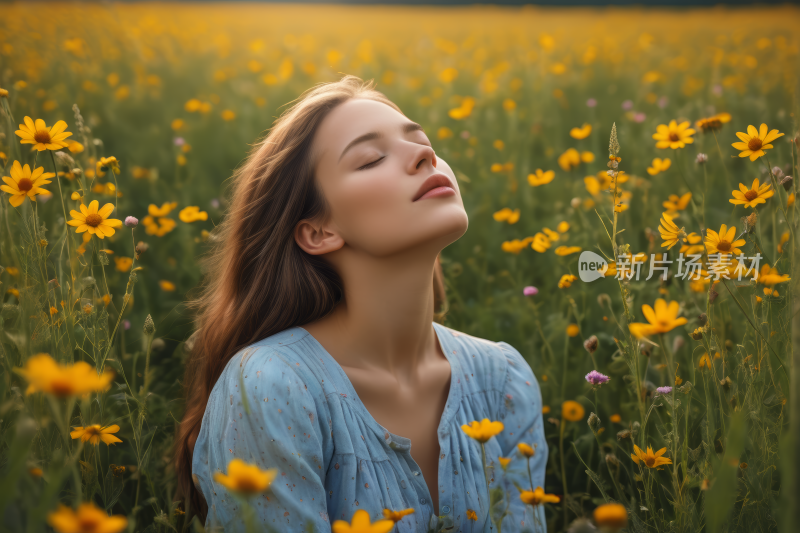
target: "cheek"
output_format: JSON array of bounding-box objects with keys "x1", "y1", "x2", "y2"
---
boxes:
[{"x1": 334, "y1": 174, "x2": 409, "y2": 235}]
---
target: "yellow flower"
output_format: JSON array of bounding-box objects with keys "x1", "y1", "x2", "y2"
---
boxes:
[
  {"x1": 382, "y1": 508, "x2": 414, "y2": 523},
  {"x1": 658, "y1": 212, "x2": 687, "y2": 250},
  {"x1": 662, "y1": 192, "x2": 691, "y2": 216},
  {"x1": 531, "y1": 233, "x2": 551, "y2": 253},
  {"x1": 461, "y1": 418, "x2": 504, "y2": 443},
  {"x1": 558, "y1": 274, "x2": 577, "y2": 289},
  {"x1": 558, "y1": 148, "x2": 582, "y2": 171},
  {"x1": 48, "y1": 502, "x2": 127, "y2": 533},
  {"x1": 610, "y1": 414, "x2": 622, "y2": 423},
  {"x1": 695, "y1": 112, "x2": 731, "y2": 133},
  {"x1": 557, "y1": 221, "x2": 570, "y2": 233},
  {"x1": 160, "y1": 280, "x2": 176, "y2": 292},
  {"x1": 580, "y1": 151, "x2": 594, "y2": 163},
  {"x1": 562, "y1": 400, "x2": 585, "y2": 421},
  {"x1": 15, "y1": 116, "x2": 73, "y2": 151},
  {"x1": 731, "y1": 124, "x2": 784, "y2": 161},
  {"x1": 67, "y1": 141, "x2": 84, "y2": 153},
  {"x1": 493, "y1": 207, "x2": 520, "y2": 224},
  {"x1": 757, "y1": 264, "x2": 791, "y2": 286},
  {"x1": 14, "y1": 354, "x2": 115, "y2": 397},
  {"x1": 647, "y1": 157, "x2": 672, "y2": 176},
  {"x1": 213, "y1": 458, "x2": 277, "y2": 495},
  {"x1": 542, "y1": 405, "x2": 551, "y2": 414},
  {"x1": 98, "y1": 156, "x2": 121, "y2": 176},
  {"x1": 149, "y1": 201, "x2": 178, "y2": 217},
  {"x1": 704, "y1": 224, "x2": 745, "y2": 257},
  {"x1": 221, "y1": 109, "x2": 236, "y2": 121},
  {"x1": 630, "y1": 444, "x2": 672, "y2": 469},
  {"x1": 566, "y1": 324, "x2": 580, "y2": 337},
  {"x1": 114, "y1": 257, "x2": 133, "y2": 272},
  {"x1": 652, "y1": 120, "x2": 695, "y2": 149},
  {"x1": 466, "y1": 509, "x2": 478, "y2": 521},
  {"x1": 554, "y1": 246, "x2": 581, "y2": 256},
  {"x1": 70, "y1": 424, "x2": 122, "y2": 446},
  {"x1": 67, "y1": 200, "x2": 123, "y2": 239},
  {"x1": 517, "y1": 443, "x2": 535, "y2": 457},
  {"x1": 498, "y1": 456, "x2": 512, "y2": 469},
  {"x1": 179, "y1": 206, "x2": 209, "y2": 223},
  {"x1": 528, "y1": 169, "x2": 555, "y2": 186},
  {"x1": 593, "y1": 503, "x2": 628, "y2": 530},
  {"x1": 628, "y1": 299, "x2": 687, "y2": 339},
  {"x1": 570, "y1": 123, "x2": 592, "y2": 139},
  {"x1": 1, "y1": 160, "x2": 53, "y2": 207},
  {"x1": 520, "y1": 486, "x2": 560, "y2": 506},
  {"x1": 332, "y1": 509, "x2": 394, "y2": 533},
  {"x1": 729, "y1": 178, "x2": 774, "y2": 208}
]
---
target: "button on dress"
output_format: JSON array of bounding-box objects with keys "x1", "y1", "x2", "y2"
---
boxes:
[{"x1": 192, "y1": 321, "x2": 548, "y2": 532}]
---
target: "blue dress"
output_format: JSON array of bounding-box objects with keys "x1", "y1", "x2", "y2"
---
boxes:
[{"x1": 192, "y1": 322, "x2": 548, "y2": 532}]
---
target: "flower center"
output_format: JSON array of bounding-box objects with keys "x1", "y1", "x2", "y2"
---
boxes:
[
  {"x1": 236, "y1": 476, "x2": 263, "y2": 493},
  {"x1": 50, "y1": 379, "x2": 75, "y2": 397},
  {"x1": 17, "y1": 178, "x2": 33, "y2": 192},
  {"x1": 744, "y1": 190, "x2": 759, "y2": 201},
  {"x1": 34, "y1": 129, "x2": 52, "y2": 144},
  {"x1": 748, "y1": 137, "x2": 763, "y2": 151},
  {"x1": 717, "y1": 240, "x2": 731, "y2": 252},
  {"x1": 669, "y1": 133, "x2": 680, "y2": 142},
  {"x1": 85, "y1": 426, "x2": 102, "y2": 437},
  {"x1": 85, "y1": 214, "x2": 103, "y2": 227},
  {"x1": 78, "y1": 516, "x2": 102, "y2": 532},
  {"x1": 645, "y1": 456, "x2": 656, "y2": 467}
]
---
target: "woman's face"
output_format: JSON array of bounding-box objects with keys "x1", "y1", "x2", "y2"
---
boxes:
[{"x1": 304, "y1": 98, "x2": 468, "y2": 258}]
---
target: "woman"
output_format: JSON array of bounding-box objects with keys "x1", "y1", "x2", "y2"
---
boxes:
[{"x1": 175, "y1": 75, "x2": 547, "y2": 532}]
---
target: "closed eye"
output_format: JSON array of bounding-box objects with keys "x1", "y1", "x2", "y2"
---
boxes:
[{"x1": 358, "y1": 156, "x2": 384, "y2": 170}]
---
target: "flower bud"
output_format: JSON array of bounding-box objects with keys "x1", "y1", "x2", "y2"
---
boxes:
[
  {"x1": 695, "y1": 153, "x2": 708, "y2": 165},
  {"x1": 143, "y1": 314, "x2": 156, "y2": 336},
  {"x1": 605, "y1": 453, "x2": 619, "y2": 467},
  {"x1": 125, "y1": 216, "x2": 139, "y2": 228},
  {"x1": 616, "y1": 429, "x2": 631, "y2": 441},
  {"x1": 588, "y1": 412, "x2": 601, "y2": 433},
  {"x1": 771, "y1": 166, "x2": 783, "y2": 178},
  {"x1": 781, "y1": 175, "x2": 793, "y2": 191},
  {"x1": 698, "y1": 313, "x2": 708, "y2": 326},
  {"x1": 583, "y1": 335, "x2": 598, "y2": 354},
  {"x1": 54, "y1": 151, "x2": 75, "y2": 167},
  {"x1": 570, "y1": 197, "x2": 581, "y2": 209}
]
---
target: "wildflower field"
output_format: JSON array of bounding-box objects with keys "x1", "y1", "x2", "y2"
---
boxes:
[{"x1": 1, "y1": 3, "x2": 799, "y2": 532}]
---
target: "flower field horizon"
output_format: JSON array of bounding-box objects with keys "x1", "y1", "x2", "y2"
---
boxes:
[{"x1": 1, "y1": 3, "x2": 798, "y2": 532}]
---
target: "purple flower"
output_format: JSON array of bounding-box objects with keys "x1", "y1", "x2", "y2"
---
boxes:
[
  {"x1": 621, "y1": 99, "x2": 634, "y2": 111},
  {"x1": 633, "y1": 112, "x2": 647, "y2": 123},
  {"x1": 125, "y1": 216, "x2": 138, "y2": 228},
  {"x1": 656, "y1": 386, "x2": 673, "y2": 395},
  {"x1": 173, "y1": 137, "x2": 185, "y2": 146},
  {"x1": 585, "y1": 370, "x2": 610, "y2": 386},
  {"x1": 523, "y1": 286, "x2": 538, "y2": 296},
  {"x1": 586, "y1": 98, "x2": 597, "y2": 108},
  {"x1": 123, "y1": 319, "x2": 131, "y2": 330},
  {"x1": 210, "y1": 198, "x2": 220, "y2": 209}
]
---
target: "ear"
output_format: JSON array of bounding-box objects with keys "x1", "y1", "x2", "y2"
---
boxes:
[{"x1": 294, "y1": 218, "x2": 344, "y2": 256}]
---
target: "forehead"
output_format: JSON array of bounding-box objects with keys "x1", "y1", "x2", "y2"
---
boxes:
[{"x1": 314, "y1": 98, "x2": 407, "y2": 161}]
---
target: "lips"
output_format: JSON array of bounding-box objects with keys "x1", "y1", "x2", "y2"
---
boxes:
[{"x1": 412, "y1": 173, "x2": 455, "y2": 202}]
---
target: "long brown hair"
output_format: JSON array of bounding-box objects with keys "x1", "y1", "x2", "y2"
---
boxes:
[{"x1": 174, "y1": 74, "x2": 448, "y2": 521}]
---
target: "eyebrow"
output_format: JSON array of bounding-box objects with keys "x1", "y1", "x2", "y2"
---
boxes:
[{"x1": 338, "y1": 121, "x2": 425, "y2": 163}]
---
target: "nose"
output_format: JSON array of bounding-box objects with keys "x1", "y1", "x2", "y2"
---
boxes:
[{"x1": 407, "y1": 143, "x2": 437, "y2": 174}]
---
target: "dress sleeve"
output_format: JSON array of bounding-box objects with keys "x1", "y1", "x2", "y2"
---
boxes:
[
  {"x1": 192, "y1": 346, "x2": 332, "y2": 532},
  {"x1": 494, "y1": 341, "x2": 549, "y2": 533}
]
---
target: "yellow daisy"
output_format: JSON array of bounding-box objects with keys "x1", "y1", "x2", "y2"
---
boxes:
[
  {"x1": 70, "y1": 424, "x2": 122, "y2": 446},
  {"x1": 647, "y1": 157, "x2": 672, "y2": 176},
  {"x1": 527, "y1": 169, "x2": 555, "y2": 186},
  {"x1": 695, "y1": 112, "x2": 731, "y2": 133},
  {"x1": 652, "y1": 120, "x2": 695, "y2": 149},
  {"x1": 631, "y1": 444, "x2": 672, "y2": 469},
  {"x1": 731, "y1": 123, "x2": 784, "y2": 161},
  {"x1": 461, "y1": 418, "x2": 504, "y2": 443},
  {"x1": 658, "y1": 212, "x2": 687, "y2": 250},
  {"x1": 704, "y1": 224, "x2": 745, "y2": 257},
  {"x1": 628, "y1": 298, "x2": 687, "y2": 339},
  {"x1": 569, "y1": 123, "x2": 592, "y2": 139},
  {"x1": 729, "y1": 178, "x2": 774, "y2": 208},
  {"x1": 1, "y1": 160, "x2": 54, "y2": 207},
  {"x1": 67, "y1": 200, "x2": 123, "y2": 239},
  {"x1": 15, "y1": 116, "x2": 73, "y2": 151},
  {"x1": 679, "y1": 232, "x2": 704, "y2": 255}
]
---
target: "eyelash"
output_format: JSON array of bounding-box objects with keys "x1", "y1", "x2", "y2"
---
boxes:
[{"x1": 358, "y1": 156, "x2": 384, "y2": 170}]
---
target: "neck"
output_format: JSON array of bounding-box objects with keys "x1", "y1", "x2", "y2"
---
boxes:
[{"x1": 315, "y1": 247, "x2": 442, "y2": 379}]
